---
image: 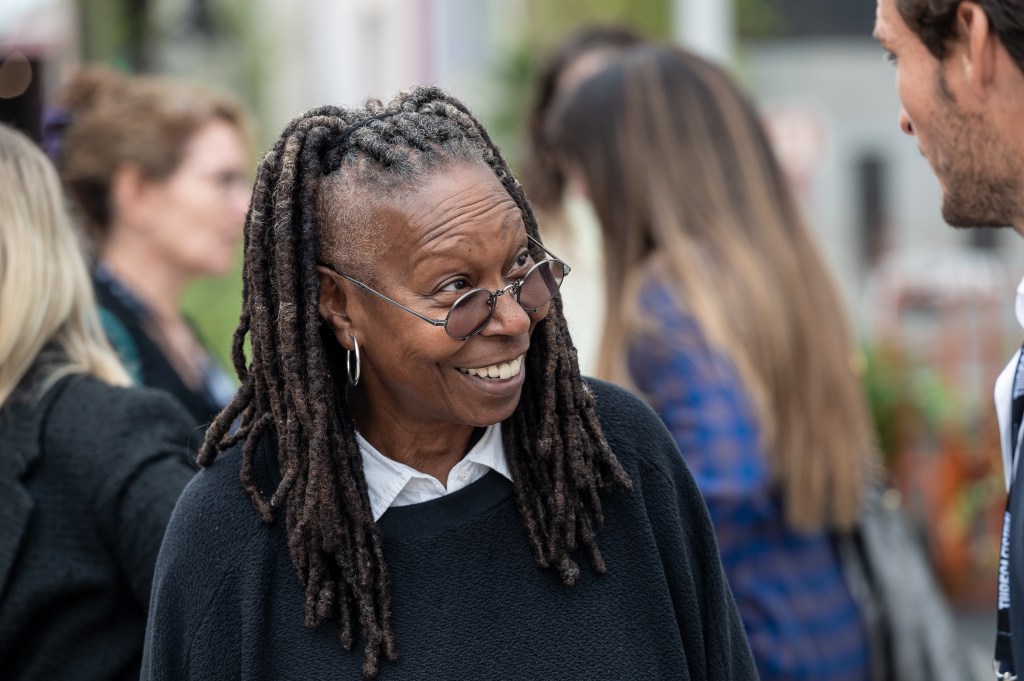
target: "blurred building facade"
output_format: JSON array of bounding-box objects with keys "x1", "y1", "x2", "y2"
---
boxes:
[
  {"x1": 745, "y1": 18, "x2": 1024, "y2": 325},
  {"x1": 742, "y1": 0, "x2": 1023, "y2": 412},
  {"x1": 4, "y1": 0, "x2": 1021, "y2": 349},
  {"x1": 239, "y1": 0, "x2": 520, "y2": 144},
  {"x1": 0, "y1": 0, "x2": 519, "y2": 144},
  {"x1": 0, "y1": 0, "x2": 76, "y2": 140}
]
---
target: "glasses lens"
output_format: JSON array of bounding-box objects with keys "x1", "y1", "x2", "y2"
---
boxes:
[
  {"x1": 447, "y1": 289, "x2": 494, "y2": 338},
  {"x1": 519, "y1": 260, "x2": 565, "y2": 311}
]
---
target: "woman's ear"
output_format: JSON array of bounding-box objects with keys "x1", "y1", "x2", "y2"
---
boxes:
[
  {"x1": 317, "y1": 266, "x2": 356, "y2": 350},
  {"x1": 110, "y1": 163, "x2": 149, "y2": 227}
]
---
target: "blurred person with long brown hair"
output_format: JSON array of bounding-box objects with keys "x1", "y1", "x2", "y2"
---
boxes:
[
  {"x1": 519, "y1": 26, "x2": 644, "y2": 375},
  {"x1": 522, "y1": 25, "x2": 644, "y2": 212},
  {"x1": 547, "y1": 44, "x2": 876, "y2": 680},
  {"x1": 45, "y1": 67, "x2": 250, "y2": 430},
  {"x1": 0, "y1": 122, "x2": 195, "y2": 680}
]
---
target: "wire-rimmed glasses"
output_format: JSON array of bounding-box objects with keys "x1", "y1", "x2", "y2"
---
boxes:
[{"x1": 320, "y1": 236, "x2": 570, "y2": 340}]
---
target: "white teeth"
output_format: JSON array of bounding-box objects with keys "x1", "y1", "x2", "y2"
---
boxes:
[{"x1": 462, "y1": 356, "x2": 524, "y2": 380}]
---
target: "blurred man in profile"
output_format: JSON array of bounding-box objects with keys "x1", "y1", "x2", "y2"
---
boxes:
[{"x1": 873, "y1": 0, "x2": 1023, "y2": 677}]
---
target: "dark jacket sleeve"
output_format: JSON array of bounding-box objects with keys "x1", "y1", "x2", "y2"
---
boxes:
[{"x1": 45, "y1": 380, "x2": 197, "y2": 607}]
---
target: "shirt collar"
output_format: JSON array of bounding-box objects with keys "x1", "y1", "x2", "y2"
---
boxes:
[
  {"x1": 995, "y1": 275, "x2": 1024, "y2": 490},
  {"x1": 356, "y1": 423, "x2": 511, "y2": 521}
]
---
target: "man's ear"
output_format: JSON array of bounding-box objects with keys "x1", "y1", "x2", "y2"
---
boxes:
[
  {"x1": 317, "y1": 266, "x2": 356, "y2": 351},
  {"x1": 956, "y1": 2, "x2": 998, "y2": 101}
]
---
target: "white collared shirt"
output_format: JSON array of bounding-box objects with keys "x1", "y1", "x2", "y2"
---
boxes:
[
  {"x1": 995, "y1": 276, "x2": 1024, "y2": 491},
  {"x1": 356, "y1": 423, "x2": 513, "y2": 521}
]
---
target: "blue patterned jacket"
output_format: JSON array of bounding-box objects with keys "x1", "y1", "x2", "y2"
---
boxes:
[{"x1": 627, "y1": 281, "x2": 870, "y2": 681}]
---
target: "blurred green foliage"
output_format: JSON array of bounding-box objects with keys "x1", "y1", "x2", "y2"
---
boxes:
[
  {"x1": 181, "y1": 253, "x2": 244, "y2": 376},
  {"x1": 74, "y1": 0, "x2": 148, "y2": 70},
  {"x1": 736, "y1": 0, "x2": 787, "y2": 39},
  {"x1": 522, "y1": 0, "x2": 673, "y2": 44},
  {"x1": 485, "y1": 0, "x2": 670, "y2": 171},
  {"x1": 860, "y1": 343, "x2": 967, "y2": 468}
]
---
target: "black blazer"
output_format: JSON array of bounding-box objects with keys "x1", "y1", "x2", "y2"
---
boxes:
[
  {"x1": 93, "y1": 270, "x2": 231, "y2": 429},
  {"x1": 0, "y1": 367, "x2": 196, "y2": 681}
]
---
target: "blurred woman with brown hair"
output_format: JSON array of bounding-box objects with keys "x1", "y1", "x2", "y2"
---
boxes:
[
  {"x1": 519, "y1": 26, "x2": 644, "y2": 375},
  {"x1": 521, "y1": 25, "x2": 644, "y2": 212},
  {"x1": 46, "y1": 67, "x2": 250, "y2": 430},
  {"x1": 0, "y1": 122, "x2": 194, "y2": 680},
  {"x1": 548, "y1": 44, "x2": 874, "y2": 680}
]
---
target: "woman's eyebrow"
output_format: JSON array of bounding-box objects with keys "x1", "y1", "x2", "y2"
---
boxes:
[
  {"x1": 407, "y1": 223, "x2": 528, "y2": 276},
  {"x1": 499, "y1": 208, "x2": 528, "y2": 240}
]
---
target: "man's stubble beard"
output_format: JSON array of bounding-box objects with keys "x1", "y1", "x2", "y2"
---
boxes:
[{"x1": 932, "y1": 73, "x2": 1021, "y2": 229}]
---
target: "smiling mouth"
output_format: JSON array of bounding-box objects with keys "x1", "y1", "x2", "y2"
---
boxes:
[{"x1": 458, "y1": 355, "x2": 525, "y2": 381}]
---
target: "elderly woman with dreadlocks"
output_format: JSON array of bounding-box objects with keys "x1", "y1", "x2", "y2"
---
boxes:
[{"x1": 141, "y1": 87, "x2": 756, "y2": 680}]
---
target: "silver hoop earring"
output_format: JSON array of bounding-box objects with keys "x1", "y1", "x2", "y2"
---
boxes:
[{"x1": 346, "y1": 335, "x2": 361, "y2": 386}]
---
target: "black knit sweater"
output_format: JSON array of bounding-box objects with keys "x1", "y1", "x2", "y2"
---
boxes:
[{"x1": 142, "y1": 379, "x2": 757, "y2": 680}]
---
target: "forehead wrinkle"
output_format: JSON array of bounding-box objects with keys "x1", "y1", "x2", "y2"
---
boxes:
[
  {"x1": 404, "y1": 181, "x2": 520, "y2": 252},
  {"x1": 408, "y1": 205, "x2": 526, "y2": 271}
]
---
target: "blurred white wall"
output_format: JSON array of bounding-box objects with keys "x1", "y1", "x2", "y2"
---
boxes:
[
  {"x1": 254, "y1": 0, "x2": 523, "y2": 141},
  {"x1": 673, "y1": 0, "x2": 735, "y2": 65}
]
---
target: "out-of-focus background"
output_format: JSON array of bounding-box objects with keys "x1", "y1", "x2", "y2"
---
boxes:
[{"x1": 2, "y1": 0, "x2": 1017, "y2": 670}]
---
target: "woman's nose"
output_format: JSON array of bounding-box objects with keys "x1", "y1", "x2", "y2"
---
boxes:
[{"x1": 480, "y1": 289, "x2": 532, "y2": 338}]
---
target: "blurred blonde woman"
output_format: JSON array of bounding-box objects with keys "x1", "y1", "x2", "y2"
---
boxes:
[
  {"x1": 0, "y1": 123, "x2": 195, "y2": 680},
  {"x1": 548, "y1": 44, "x2": 874, "y2": 680}
]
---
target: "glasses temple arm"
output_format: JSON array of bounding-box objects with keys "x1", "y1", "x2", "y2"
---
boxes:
[
  {"x1": 333, "y1": 271, "x2": 448, "y2": 327},
  {"x1": 527, "y1": 234, "x2": 571, "y2": 276}
]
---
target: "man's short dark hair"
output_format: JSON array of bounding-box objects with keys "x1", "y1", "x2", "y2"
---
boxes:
[{"x1": 897, "y1": 0, "x2": 1024, "y2": 72}]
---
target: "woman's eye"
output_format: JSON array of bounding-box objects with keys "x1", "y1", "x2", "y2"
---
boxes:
[
  {"x1": 441, "y1": 279, "x2": 471, "y2": 294},
  {"x1": 513, "y1": 252, "x2": 531, "y2": 270},
  {"x1": 212, "y1": 171, "x2": 245, "y2": 193}
]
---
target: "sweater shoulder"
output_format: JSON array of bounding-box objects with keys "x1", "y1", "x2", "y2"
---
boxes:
[
  {"x1": 171, "y1": 444, "x2": 263, "y2": 540},
  {"x1": 159, "y1": 445, "x2": 268, "y2": 578},
  {"x1": 586, "y1": 378, "x2": 682, "y2": 475},
  {"x1": 144, "y1": 445, "x2": 268, "y2": 678}
]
